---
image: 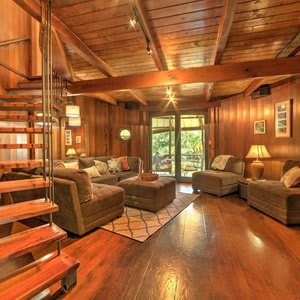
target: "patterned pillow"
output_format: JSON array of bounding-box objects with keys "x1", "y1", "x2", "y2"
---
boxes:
[
  {"x1": 107, "y1": 160, "x2": 122, "y2": 173},
  {"x1": 112, "y1": 156, "x2": 130, "y2": 171},
  {"x1": 83, "y1": 166, "x2": 100, "y2": 178},
  {"x1": 280, "y1": 166, "x2": 300, "y2": 188},
  {"x1": 94, "y1": 160, "x2": 109, "y2": 175},
  {"x1": 211, "y1": 155, "x2": 233, "y2": 170},
  {"x1": 64, "y1": 161, "x2": 79, "y2": 169}
]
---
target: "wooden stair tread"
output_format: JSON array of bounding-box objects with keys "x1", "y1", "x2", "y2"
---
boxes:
[
  {"x1": 0, "y1": 252, "x2": 79, "y2": 299},
  {"x1": 0, "y1": 199, "x2": 57, "y2": 225},
  {"x1": 0, "y1": 159, "x2": 47, "y2": 168},
  {"x1": 0, "y1": 223, "x2": 66, "y2": 262},
  {"x1": 0, "y1": 143, "x2": 47, "y2": 149},
  {"x1": 0, "y1": 103, "x2": 61, "y2": 111},
  {"x1": 0, "y1": 178, "x2": 49, "y2": 193},
  {"x1": 0, "y1": 127, "x2": 48, "y2": 133},
  {"x1": 0, "y1": 115, "x2": 58, "y2": 123}
]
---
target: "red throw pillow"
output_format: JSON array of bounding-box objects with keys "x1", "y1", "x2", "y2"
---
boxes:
[{"x1": 112, "y1": 156, "x2": 130, "y2": 171}]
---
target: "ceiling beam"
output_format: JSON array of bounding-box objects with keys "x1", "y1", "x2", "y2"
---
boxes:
[
  {"x1": 14, "y1": 0, "x2": 148, "y2": 105},
  {"x1": 204, "y1": 0, "x2": 238, "y2": 101},
  {"x1": 68, "y1": 56, "x2": 300, "y2": 94},
  {"x1": 244, "y1": 31, "x2": 300, "y2": 96},
  {"x1": 129, "y1": 0, "x2": 164, "y2": 71}
]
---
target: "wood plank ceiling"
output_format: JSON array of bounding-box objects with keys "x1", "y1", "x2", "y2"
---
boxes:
[{"x1": 50, "y1": 0, "x2": 300, "y2": 105}]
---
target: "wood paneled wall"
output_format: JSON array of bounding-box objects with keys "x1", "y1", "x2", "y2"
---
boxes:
[
  {"x1": 72, "y1": 96, "x2": 149, "y2": 169},
  {"x1": 210, "y1": 77, "x2": 300, "y2": 180},
  {"x1": 0, "y1": 0, "x2": 32, "y2": 93}
]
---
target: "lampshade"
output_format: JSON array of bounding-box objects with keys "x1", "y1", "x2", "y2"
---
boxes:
[
  {"x1": 246, "y1": 145, "x2": 271, "y2": 159},
  {"x1": 66, "y1": 105, "x2": 80, "y2": 117},
  {"x1": 66, "y1": 148, "x2": 76, "y2": 156},
  {"x1": 69, "y1": 117, "x2": 81, "y2": 126}
]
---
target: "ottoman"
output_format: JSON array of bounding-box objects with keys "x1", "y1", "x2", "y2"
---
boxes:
[{"x1": 117, "y1": 177, "x2": 176, "y2": 212}]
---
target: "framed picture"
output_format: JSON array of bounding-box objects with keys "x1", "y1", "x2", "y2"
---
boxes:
[
  {"x1": 65, "y1": 129, "x2": 72, "y2": 145},
  {"x1": 76, "y1": 136, "x2": 81, "y2": 144},
  {"x1": 275, "y1": 100, "x2": 292, "y2": 138},
  {"x1": 254, "y1": 120, "x2": 266, "y2": 134}
]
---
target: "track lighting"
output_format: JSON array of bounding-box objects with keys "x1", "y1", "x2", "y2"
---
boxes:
[
  {"x1": 146, "y1": 40, "x2": 153, "y2": 55},
  {"x1": 130, "y1": 18, "x2": 137, "y2": 28}
]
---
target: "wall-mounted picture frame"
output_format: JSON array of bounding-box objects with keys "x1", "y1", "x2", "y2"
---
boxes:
[
  {"x1": 76, "y1": 136, "x2": 81, "y2": 144},
  {"x1": 275, "y1": 99, "x2": 292, "y2": 138},
  {"x1": 254, "y1": 120, "x2": 266, "y2": 134},
  {"x1": 65, "y1": 129, "x2": 72, "y2": 145}
]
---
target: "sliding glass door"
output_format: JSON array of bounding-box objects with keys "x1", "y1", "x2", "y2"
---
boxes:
[{"x1": 150, "y1": 112, "x2": 206, "y2": 182}]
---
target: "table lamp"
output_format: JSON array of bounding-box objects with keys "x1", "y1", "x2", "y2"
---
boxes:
[
  {"x1": 66, "y1": 148, "x2": 77, "y2": 157},
  {"x1": 246, "y1": 145, "x2": 271, "y2": 180}
]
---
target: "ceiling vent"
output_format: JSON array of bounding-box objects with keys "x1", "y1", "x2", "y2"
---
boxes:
[{"x1": 251, "y1": 84, "x2": 271, "y2": 99}]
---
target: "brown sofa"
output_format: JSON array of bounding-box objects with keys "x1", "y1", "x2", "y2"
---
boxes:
[
  {"x1": 248, "y1": 160, "x2": 300, "y2": 224},
  {"x1": 2, "y1": 168, "x2": 125, "y2": 236},
  {"x1": 54, "y1": 156, "x2": 142, "y2": 185},
  {"x1": 192, "y1": 156, "x2": 245, "y2": 196}
]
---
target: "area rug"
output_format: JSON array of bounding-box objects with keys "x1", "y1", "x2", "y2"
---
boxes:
[{"x1": 101, "y1": 192, "x2": 200, "y2": 242}]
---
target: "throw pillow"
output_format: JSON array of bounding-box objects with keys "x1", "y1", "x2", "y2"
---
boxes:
[
  {"x1": 83, "y1": 166, "x2": 100, "y2": 178},
  {"x1": 211, "y1": 155, "x2": 233, "y2": 170},
  {"x1": 78, "y1": 157, "x2": 95, "y2": 169},
  {"x1": 94, "y1": 160, "x2": 109, "y2": 174},
  {"x1": 64, "y1": 161, "x2": 79, "y2": 169},
  {"x1": 107, "y1": 160, "x2": 122, "y2": 173},
  {"x1": 112, "y1": 156, "x2": 130, "y2": 171},
  {"x1": 280, "y1": 166, "x2": 300, "y2": 188},
  {"x1": 55, "y1": 162, "x2": 65, "y2": 169}
]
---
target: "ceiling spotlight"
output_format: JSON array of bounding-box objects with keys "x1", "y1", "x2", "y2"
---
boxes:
[
  {"x1": 146, "y1": 45, "x2": 153, "y2": 55},
  {"x1": 130, "y1": 18, "x2": 137, "y2": 28},
  {"x1": 169, "y1": 95, "x2": 174, "y2": 102},
  {"x1": 167, "y1": 87, "x2": 172, "y2": 96}
]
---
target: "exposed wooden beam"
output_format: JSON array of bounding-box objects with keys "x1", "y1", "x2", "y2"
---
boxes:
[
  {"x1": 129, "y1": 0, "x2": 164, "y2": 71},
  {"x1": 243, "y1": 79, "x2": 265, "y2": 97},
  {"x1": 69, "y1": 56, "x2": 300, "y2": 94},
  {"x1": 244, "y1": 31, "x2": 300, "y2": 96},
  {"x1": 128, "y1": 90, "x2": 147, "y2": 106},
  {"x1": 52, "y1": 30, "x2": 74, "y2": 82},
  {"x1": 204, "y1": 0, "x2": 238, "y2": 101},
  {"x1": 277, "y1": 32, "x2": 300, "y2": 58},
  {"x1": 83, "y1": 93, "x2": 118, "y2": 105},
  {"x1": 14, "y1": 0, "x2": 148, "y2": 105}
]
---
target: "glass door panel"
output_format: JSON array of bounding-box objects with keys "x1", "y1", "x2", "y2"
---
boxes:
[
  {"x1": 180, "y1": 115, "x2": 205, "y2": 178},
  {"x1": 151, "y1": 116, "x2": 175, "y2": 176}
]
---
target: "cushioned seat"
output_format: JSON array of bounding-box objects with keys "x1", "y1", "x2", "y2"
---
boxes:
[
  {"x1": 91, "y1": 174, "x2": 118, "y2": 185},
  {"x1": 192, "y1": 156, "x2": 244, "y2": 197},
  {"x1": 114, "y1": 171, "x2": 138, "y2": 181},
  {"x1": 248, "y1": 166, "x2": 300, "y2": 224}
]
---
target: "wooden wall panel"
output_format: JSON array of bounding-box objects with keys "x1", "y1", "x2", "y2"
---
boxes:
[
  {"x1": 72, "y1": 97, "x2": 148, "y2": 168},
  {"x1": 210, "y1": 77, "x2": 300, "y2": 180},
  {"x1": 0, "y1": 0, "x2": 32, "y2": 93}
]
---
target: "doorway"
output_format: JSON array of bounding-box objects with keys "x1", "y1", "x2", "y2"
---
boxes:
[{"x1": 150, "y1": 112, "x2": 207, "y2": 182}]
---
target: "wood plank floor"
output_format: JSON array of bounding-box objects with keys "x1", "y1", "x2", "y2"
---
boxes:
[{"x1": 59, "y1": 183, "x2": 300, "y2": 300}]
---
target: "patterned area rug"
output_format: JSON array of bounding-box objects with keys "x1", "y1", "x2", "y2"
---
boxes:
[{"x1": 101, "y1": 192, "x2": 200, "y2": 242}]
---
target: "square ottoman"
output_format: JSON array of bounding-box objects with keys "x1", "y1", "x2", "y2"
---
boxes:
[{"x1": 117, "y1": 177, "x2": 176, "y2": 212}]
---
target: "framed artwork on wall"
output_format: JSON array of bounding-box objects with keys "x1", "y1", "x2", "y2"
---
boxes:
[
  {"x1": 65, "y1": 129, "x2": 72, "y2": 145},
  {"x1": 76, "y1": 136, "x2": 81, "y2": 144},
  {"x1": 254, "y1": 120, "x2": 266, "y2": 134},
  {"x1": 274, "y1": 99, "x2": 293, "y2": 138}
]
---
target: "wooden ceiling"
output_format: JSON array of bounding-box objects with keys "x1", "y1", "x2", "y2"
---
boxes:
[{"x1": 17, "y1": 0, "x2": 300, "y2": 106}]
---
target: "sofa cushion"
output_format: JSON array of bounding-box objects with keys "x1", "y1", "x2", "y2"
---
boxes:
[
  {"x1": 114, "y1": 171, "x2": 138, "y2": 181},
  {"x1": 281, "y1": 167, "x2": 300, "y2": 188},
  {"x1": 108, "y1": 160, "x2": 122, "y2": 173},
  {"x1": 64, "y1": 161, "x2": 79, "y2": 169},
  {"x1": 248, "y1": 181, "x2": 300, "y2": 210},
  {"x1": 94, "y1": 156, "x2": 112, "y2": 163},
  {"x1": 94, "y1": 160, "x2": 109, "y2": 174},
  {"x1": 193, "y1": 170, "x2": 241, "y2": 186},
  {"x1": 53, "y1": 168, "x2": 93, "y2": 203},
  {"x1": 211, "y1": 155, "x2": 233, "y2": 170},
  {"x1": 78, "y1": 157, "x2": 94, "y2": 169},
  {"x1": 112, "y1": 156, "x2": 130, "y2": 171},
  {"x1": 91, "y1": 174, "x2": 118, "y2": 185},
  {"x1": 281, "y1": 160, "x2": 300, "y2": 177},
  {"x1": 224, "y1": 157, "x2": 244, "y2": 175},
  {"x1": 127, "y1": 157, "x2": 141, "y2": 173},
  {"x1": 81, "y1": 184, "x2": 124, "y2": 218},
  {"x1": 83, "y1": 166, "x2": 100, "y2": 178}
]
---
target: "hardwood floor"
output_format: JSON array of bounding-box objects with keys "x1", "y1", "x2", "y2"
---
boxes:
[{"x1": 58, "y1": 183, "x2": 300, "y2": 300}]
